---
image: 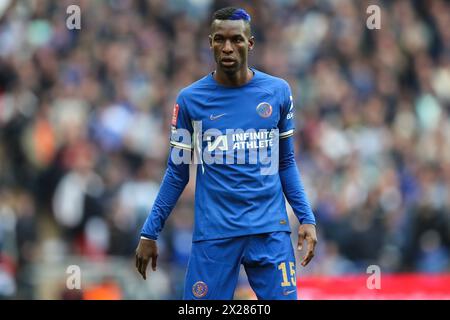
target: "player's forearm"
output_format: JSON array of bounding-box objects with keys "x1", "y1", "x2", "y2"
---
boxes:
[
  {"x1": 279, "y1": 137, "x2": 316, "y2": 225},
  {"x1": 140, "y1": 153, "x2": 190, "y2": 240}
]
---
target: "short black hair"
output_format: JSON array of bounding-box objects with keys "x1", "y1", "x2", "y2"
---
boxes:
[
  {"x1": 212, "y1": 7, "x2": 241, "y2": 20},
  {"x1": 211, "y1": 7, "x2": 252, "y2": 35}
]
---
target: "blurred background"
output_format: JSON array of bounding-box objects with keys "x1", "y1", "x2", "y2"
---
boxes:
[{"x1": 0, "y1": 0, "x2": 449, "y2": 299}]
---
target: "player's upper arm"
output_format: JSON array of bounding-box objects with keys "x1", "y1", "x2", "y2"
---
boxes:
[
  {"x1": 169, "y1": 94, "x2": 193, "y2": 152},
  {"x1": 278, "y1": 81, "x2": 295, "y2": 140}
]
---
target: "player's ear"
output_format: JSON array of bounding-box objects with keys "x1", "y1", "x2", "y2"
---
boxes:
[
  {"x1": 248, "y1": 36, "x2": 255, "y2": 51},
  {"x1": 208, "y1": 35, "x2": 213, "y2": 49}
]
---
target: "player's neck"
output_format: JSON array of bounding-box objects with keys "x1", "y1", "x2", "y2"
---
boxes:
[{"x1": 213, "y1": 67, "x2": 253, "y2": 87}]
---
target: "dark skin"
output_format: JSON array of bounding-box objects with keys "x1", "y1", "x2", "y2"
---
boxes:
[
  {"x1": 135, "y1": 237, "x2": 157, "y2": 280},
  {"x1": 208, "y1": 19, "x2": 254, "y2": 87},
  {"x1": 135, "y1": 19, "x2": 318, "y2": 280}
]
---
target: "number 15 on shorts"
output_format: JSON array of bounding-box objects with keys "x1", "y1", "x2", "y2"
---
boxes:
[{"x1": 278, "y1": 262, "x2": 296, "y2": 287}]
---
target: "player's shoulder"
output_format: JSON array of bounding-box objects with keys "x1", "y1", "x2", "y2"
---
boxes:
[
  {"x1": 253, "y1": 69, "x2": 289, "y2": 86},
  {"x1": 253, "y1": 69, "x2": 290, "y2": 90},
  {"x1": 177, "y1": 74, "x2": 214, "y2": 100}
]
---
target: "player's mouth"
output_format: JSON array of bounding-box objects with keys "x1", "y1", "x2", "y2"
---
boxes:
[{"x1": 220, "y1": 58, "x2": 237, "y2": 67}]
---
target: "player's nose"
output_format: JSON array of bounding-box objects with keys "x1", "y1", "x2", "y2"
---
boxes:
[{"x1": 222, "y1": 39, "x2": 233, "y2": 54}]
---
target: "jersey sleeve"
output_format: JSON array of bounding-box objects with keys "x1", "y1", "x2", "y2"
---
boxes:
[
  {"x1": 169, "y1": 94, "x2": 194, "y2": 152},
  {"x1": 279, "y1": 136, "x2": 316, "y2": 225},
  {"x1": 277, "y1": 81, "x2": 315, "y2": 225},
  {"x1": 278, "y1": 81, "x2": 295, "y2": 140},
  {"x1": 140, "y1": 93, "x2": 192, "y2": 240}
]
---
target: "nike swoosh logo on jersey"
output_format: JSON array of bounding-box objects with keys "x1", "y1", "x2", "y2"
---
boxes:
[
  {"x1": 209, "y1": 113, "x2": 226, "y2": 121},
  {"x1": 283, "y1": 289, "x2": 297, "y2": 296}
]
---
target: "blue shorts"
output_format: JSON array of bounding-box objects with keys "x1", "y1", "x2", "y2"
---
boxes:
[{"x1": 184, "y1": 231, "x2": 297, "y2": 300}]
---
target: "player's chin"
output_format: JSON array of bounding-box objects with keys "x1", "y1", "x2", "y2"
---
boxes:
[{"x1": 220, "y1": 61, "x2": 239, "y2": 73}]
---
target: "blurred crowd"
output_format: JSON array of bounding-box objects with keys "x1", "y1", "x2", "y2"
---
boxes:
[{"x1": 0, "y1": 0, "x2": 449, "y2": 299}]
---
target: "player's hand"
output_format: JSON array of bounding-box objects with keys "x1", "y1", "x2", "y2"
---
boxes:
[
  {"x1": 135, "y1": 238, "x2": 158, "y2": 280},
  {"x1": 297, "y1": 224, "x2": 317, "y2": 267}
]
